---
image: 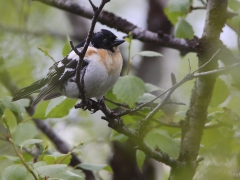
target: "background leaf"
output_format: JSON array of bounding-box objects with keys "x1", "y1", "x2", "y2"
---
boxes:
[
  {"x1": 113, "y1": 76, "x2": 145, "y2": 107},
  {"x1": 144, "y1": 83, "x2": 163, "y2": 93},
  {"x1": 62, "y1": 37, "x2": 71, "y2": 57},
  {"x1": 210, "y1": 78, "x2": 230, "y2": 107},
  {"x1": 164, "y1": 7, "x2": 184, "y2": 25},
  {"x1": 32, "y1": 101, "x2": 50, "y2": 119},
  {"x1": 35, "y1": 164, "x2": 67, "y2": 178},
  {"x1": 174, "y1": 18, "x2": 194, "y2": 39},
  {"x1": 20, "y1": 139, "x2": 43, "y2": 149},
  {"x1": 145, "y1": 129, "x2": 180, "y2": 158},
  {"x1": 12, "y1": 123, "x2": 38, "y2": 145},
  {"x1": 2, "y1": 164, "x2": 27, "y2": 180},
  {"x1": 167, "y1": 0, "x2": 191, "y2": 14},
  {"x1": 136, "y1": 150, "x2": 145, "y2": 172},
  {"x1": 164, "y1": 0, "x2": 191, "y2": 25},
  {"x1": 78, "y1": 163, "x2": 107, "y2": 171},
  {"x1": 46, "y1": 98, "x2": 77, "y2": 118},
  {"x1": 3, "y1": 109, "x2": 17, "y2": 134}
]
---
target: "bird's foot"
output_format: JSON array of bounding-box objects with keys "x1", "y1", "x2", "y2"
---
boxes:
[{"x1": 74, "y1": 99, "x2": 99, "y2": 113}]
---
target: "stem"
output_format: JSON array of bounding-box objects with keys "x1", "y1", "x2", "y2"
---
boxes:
[{"x1": 8, "y1": 137, "x2": 38, "y2": 179}]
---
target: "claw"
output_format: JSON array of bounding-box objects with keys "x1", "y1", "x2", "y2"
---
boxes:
[{"x1": 74, "y1": 99, "x2": 99, "y2": 113}]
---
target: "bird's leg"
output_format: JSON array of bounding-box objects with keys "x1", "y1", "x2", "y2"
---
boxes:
[{"x1": 74, "y1": 99, "x2": 99, "y2": 112}]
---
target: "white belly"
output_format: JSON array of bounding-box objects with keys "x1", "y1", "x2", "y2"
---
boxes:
[{"x1": 63, "y1": 61, "x2": 120, "y2": 99}]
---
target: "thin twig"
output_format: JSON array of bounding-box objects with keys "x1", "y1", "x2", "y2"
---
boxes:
[
  {"x1": 200, "y1": 0, "x2": 207, "y2": 6},
  {"x1": 71, "y1": 0, "x2": 110, "y2": 105},
  {"x1": 104, "y1": 97, "x2": 129, "y2": 108},
  {"x1": 191, "y1": 6, "x2": 206, "y2": 10},
  {"x1": 194, "y1": 62, "x2": 240, "y2": 78},
  {"x1": 192, "y1": 49, "x2": 220, "y2": 74},
  {"x1": 89, "y1": 0, "x2": 98, "y2": 11},
  {"x1": 188, "y1": 59, "x2": 191, "y2": 74}
]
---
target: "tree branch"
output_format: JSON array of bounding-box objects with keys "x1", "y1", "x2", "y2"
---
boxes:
[{"x1": 34, "y1": 0, "x2": 197, "y2": 55}]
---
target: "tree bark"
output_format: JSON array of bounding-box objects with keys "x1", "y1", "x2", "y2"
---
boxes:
[{"x1": 169, "y1": 0, "x2": 229, "y2": 179}]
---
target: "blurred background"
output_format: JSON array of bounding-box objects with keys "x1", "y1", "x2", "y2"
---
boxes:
[{"x1": 0, "y1": 0, "x2": 239, "y2": 179}]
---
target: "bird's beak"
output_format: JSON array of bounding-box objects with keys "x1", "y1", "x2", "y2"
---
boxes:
[{"x1": 112, "y1": 39, "x2": 125, "y2": 47}]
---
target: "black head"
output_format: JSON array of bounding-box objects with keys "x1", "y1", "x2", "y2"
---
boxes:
[{"x1": 91, "y1": 29, "x2": 125, "y2": 51}]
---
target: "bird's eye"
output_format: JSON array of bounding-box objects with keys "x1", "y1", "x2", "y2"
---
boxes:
[{"x1": 103, "y1": 39, "x2": 108, "y2": 43}]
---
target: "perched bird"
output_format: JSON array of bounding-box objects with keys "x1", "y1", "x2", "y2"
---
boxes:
[{"x1": 12, "y1": 29, "x2": 125, "y2": 106}]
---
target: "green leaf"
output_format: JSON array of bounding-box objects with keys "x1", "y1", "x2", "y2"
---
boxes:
[
  {"x1": 227, "y1": 96, "x2": 240, "y2": 116},
  {"x1": 104, "y1": 89, "x2": 119, "y2": 109},
  {"x1": 0, "y1": 155, "x2": 20, "y2": 162},
  {"x1": 45, "y1": 97, "x2": 65, "y2": 115},
  {"x1": 145, "y1": 129, "x2": 180, "y2": 158},
  {"x1": 78, "y1": 163, "x2": 107, "y2": 171},
  {"x1": 103, "y1": 165, "x2": 113, "y2": 173},
  {"x1": 1, "y1": 96, "x2": 25, "y2": 121},
  {"x1": 124, "y1": 31, "x2": 132, "y2": 44},
  {"x1": 110, "y1": 130, "x2": 128, "y2": 142},
  {"x1": 0, "y1": 101, "x2": 6, "y2": 119},
  {"x1": 145, "y1": 83, "x2": 163, "y2": 93},
  {"x1": 227, "y1": 12, "x2": 240, "y2": 32},
  {"x1": 121, "y1": 114, "x2": 136, "y2": 124},
  {"x1": 168, "y1": 0, "x2": 191, "y2": 14},
  {"x1": 20, "y1": 139, "x2": 43, "y2": 149},
  {"x1": 138, "y1": 93, "x2": 160, "y2": 104},
  {"x1": 43, "y1": 155, "x2": 55, "y2": 164},
  {"x1": 43, "y1": 154, "x2": 72, "y2": 165},
  {"x1": 3, "y1": 109, "x2": 17, "y2": 133},
  {"x1": 46, "y1": 98, "x2": 77, "y2": 118},
  {"x1": 33, "y1": 161, "x2": 47, "y2": 169},
  {"x1": 2, "y1": 164, "x2": 27, "y2": 180},
  {"x1": 32, "y1": 101, "x2": 50, "y2": 119},
  {"x1": 210, "y1": 78, "x2": 230, "y2": 107},
  {"x1": 64, "y1": 171, "x2": 84, "y2": 179},
  {"x1": 54, "y1": 154, "x2": 72, "y2": 165},
  {"x1": 62, "y1": 37, "x2": 71, "y2": 57},
  {"x1": 12, "y1": 123, "x2": 38, "y2": 145},
  {"x1": 35, "y1": 164, "x2": 67, "y2": 178},
  {"x1": 228, "y1": 0, "x2": 240, "y2": 11},
  {"x1": 113, "y1": 76, "x2": 145, "y2": 107},
  {"x1": 174, "y1": 18, "x2": 194, "y2": 39},
  {"x1": 164, "y1": 7, "x2": 184, "y2": 25},
  {"x1": 136, "y1": 150, "x2": 145, "y2": 172},
  {"x1": 137, "y1": 51, "x2": 162, "y2": 57}
]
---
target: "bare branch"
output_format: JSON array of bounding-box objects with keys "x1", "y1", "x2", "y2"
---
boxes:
[
  {"x1": 34, "y1": 0, "x2": 196, "y2": 55},
  {"x1": 194, "y1": 62, "x2": 240, "y2": 78}
]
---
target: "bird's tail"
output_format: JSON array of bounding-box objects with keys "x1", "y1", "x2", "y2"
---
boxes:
[{"x1": 12, "y1": 79, "x2": 45, "y2": 101}]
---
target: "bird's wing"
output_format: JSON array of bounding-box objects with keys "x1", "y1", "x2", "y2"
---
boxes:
[
  {"x1": 12, "y1": 79, "x2": 46, "y2": 101},
  {"x1": 31, "y1": 55, "x2": 89, "y2": 106}
]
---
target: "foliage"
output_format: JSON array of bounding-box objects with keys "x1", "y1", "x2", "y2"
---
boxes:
[{"x1": 0, "y1": 0, "x2": 240, "y2": 180}]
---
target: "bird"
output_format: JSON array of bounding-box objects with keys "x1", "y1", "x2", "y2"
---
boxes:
[{"x1": 12, "y1": 29, "x2": 125, "y2": 106}]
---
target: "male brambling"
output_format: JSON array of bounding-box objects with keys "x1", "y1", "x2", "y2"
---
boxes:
[{"x1": 12, "y1": 29, "x2": 125, "y2": 106}]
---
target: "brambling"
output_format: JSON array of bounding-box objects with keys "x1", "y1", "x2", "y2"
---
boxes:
[{"x1": 12, "y1": 29, "x2": 125, "y2": 106}]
